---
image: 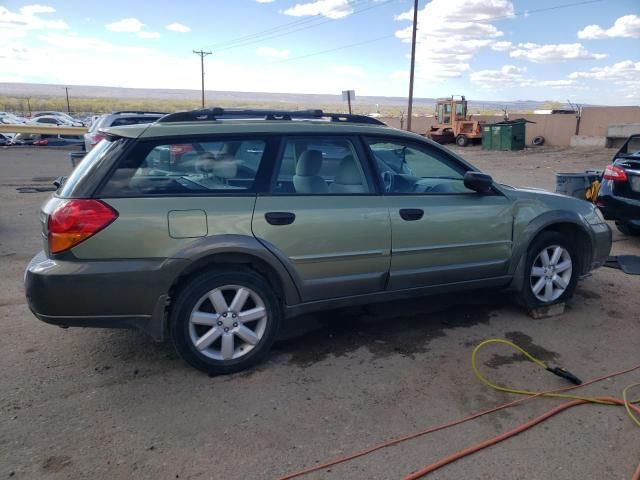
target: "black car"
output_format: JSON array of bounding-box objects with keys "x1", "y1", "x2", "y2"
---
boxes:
[{"x1": 596, "y1": 134, "x2": 640, "y2": 235}]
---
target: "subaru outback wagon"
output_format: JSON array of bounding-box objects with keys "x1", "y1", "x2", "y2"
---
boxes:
[{"x1": 25, "y1": 108, "x2": 612, "y2": 374}]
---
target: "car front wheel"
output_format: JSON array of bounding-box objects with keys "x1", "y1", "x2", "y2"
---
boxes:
[
  {"x1": 170, "y1": 268, "x2": 281, "y2": 374},
  {"x1": 518, "y1": 231, "x2": 578, "y2": 309}
]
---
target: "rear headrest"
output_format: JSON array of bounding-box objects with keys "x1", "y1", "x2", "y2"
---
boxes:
[
  {"x1": 335, "y1": 155, "x2": 363, "y2": 185},
  {"x1": 296, "y1": 150, "x2": 323, "y2": 176}
]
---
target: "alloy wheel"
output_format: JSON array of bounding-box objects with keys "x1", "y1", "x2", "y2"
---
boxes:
[
  {"x1": 529, "y1": 245, "x2": 573, "y2": 303},
  {"x1": 188, "y1": 285, "x2": 268, "y2": 361}
]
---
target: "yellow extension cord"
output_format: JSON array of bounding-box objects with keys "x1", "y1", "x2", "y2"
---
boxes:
[{"x1": 471, "y1": 338, "x2": 640, "y2": 427}]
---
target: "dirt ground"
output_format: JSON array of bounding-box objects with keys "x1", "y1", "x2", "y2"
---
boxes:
[{"x1": 1, "y1": 145, "x2": 639, "y2": 480}]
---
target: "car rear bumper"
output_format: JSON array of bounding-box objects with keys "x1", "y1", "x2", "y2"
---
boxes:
[
  {"x1": 597, "y1": 193, "x2": 640, "y2": 225},
  {"x1": 24, "y1": 251, "x2": 183, "y2": 340}
]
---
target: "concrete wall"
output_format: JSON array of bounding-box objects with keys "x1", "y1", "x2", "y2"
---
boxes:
[
  {"x1": 380, "y1": 107, "x2": 640, "y2": 147},
  {"x1": 580, "y1": 107, "x2": 640, "y2": 137}
]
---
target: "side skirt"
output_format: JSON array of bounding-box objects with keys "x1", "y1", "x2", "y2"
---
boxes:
[{"x1": 284, "y1": 275, "x2": 513, "y2": 318}]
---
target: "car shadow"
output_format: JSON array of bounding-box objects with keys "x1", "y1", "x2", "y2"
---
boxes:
[{"x1": 273, "y1": 289, "x2": 512, "y2": 367}]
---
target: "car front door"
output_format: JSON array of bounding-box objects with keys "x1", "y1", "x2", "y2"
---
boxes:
[
  {"x1": 365, "y1": 136, "x2": 514, "y2": 291},
  {"x1": 252, "y1": 135, "x2": 391, "y2": 302}
]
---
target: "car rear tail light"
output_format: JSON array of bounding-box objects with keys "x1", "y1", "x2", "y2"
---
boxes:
[
  {"x1": 603, "y1": 165, "x2": 628, "y2": 181},
  {"x1": 48, "y1": 200, "x2": 118, "y2": 254},
  {"x1": 34, "y1": 139, "x2": 48, "y2": 146},
  {"x1": 89, "y1": 133, "x2": 106, "y2": 148}
]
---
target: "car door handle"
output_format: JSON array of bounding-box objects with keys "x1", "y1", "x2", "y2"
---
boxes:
[
  {"x1": 399, "y1": 208, "x2": 424, "y2": 221},
  {"x1": 265, "y1": 212, "x2": 296, "y2": 226}
]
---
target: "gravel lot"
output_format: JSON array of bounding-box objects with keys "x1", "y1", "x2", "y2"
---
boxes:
[{"x1": 1, "y1": 145, "x2": 638, "y2": 480}]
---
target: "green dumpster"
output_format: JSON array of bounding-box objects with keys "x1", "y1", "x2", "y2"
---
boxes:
[{"x1": 481, "y1": 119, "x2": 532, "y2": 151}]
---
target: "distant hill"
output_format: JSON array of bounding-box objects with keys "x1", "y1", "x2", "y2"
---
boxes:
[{"x1": 0, "y1": 82, "x2": 576, "y2": 114}]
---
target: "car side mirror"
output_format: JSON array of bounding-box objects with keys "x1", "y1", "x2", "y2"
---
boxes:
[{"x1": 464, "y1": 171, "x2": 493, "y2": 193}]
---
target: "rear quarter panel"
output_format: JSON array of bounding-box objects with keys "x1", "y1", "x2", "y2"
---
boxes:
[{"x1": 70, "y1": 197, "x2": 256, "y2": 259}]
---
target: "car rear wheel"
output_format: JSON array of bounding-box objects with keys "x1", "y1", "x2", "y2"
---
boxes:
[
  {"x1": 615, "y1": 221, "x2": 640, "y2": 236},
  {"x1": 170, "y1": 268, "x2": 281, "y2": 374},
  {"x1": 518, "y1": 231, "x2": 578, "y2": 309}
]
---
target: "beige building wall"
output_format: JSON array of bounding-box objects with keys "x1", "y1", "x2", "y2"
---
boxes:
[
  {"x1": 380, "y1": 107, "x2": 640, "y2": 147},
  {"x1": 579, "y1": 107, "x2": 640, "y2": 137},
  {"x1": 381, "y1": 114, "x2": 577, "y2": 146}
]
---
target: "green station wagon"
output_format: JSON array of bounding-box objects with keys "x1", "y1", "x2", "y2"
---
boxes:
[{"x1": 25, "y1": 108, "x2": 612, "y2": 374}]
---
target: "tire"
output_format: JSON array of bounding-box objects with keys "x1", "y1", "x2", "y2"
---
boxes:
[
  {"x1": 615, "y1": 221, "x2": 640, "y2": 236},
  {"x1": 532, "y1": 136, "x2": 545, "y2": 146},
  {"x1": 170, "y1": 268, "x2": 282, "y2": 375},
  {"x1": 518, "y1": 231, "x2": 578, "y2": 309},
  {"x1": 455, "y1": 135, "x2": 469, "y2": 147}
]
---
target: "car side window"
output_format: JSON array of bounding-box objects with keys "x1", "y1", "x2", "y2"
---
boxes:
[
  {"x1": 271, "y1": 136, "x2": 372, "y2": 195},
  {"x1": 365, "y1": 137, "x2": 474, "y2": 195},
  {"x1": 100, "y1": 137, "x2": 267, "y2": 196}
]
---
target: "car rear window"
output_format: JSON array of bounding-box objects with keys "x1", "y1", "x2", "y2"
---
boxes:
[
  {"x1": 110, "y1": 116, "x2": 161, "y2": 127},
  {"x1": 99, "y1": 137, "x2": 268, "y2": 196},
  {"x1": 57, "y1": 138, "x2": 127, "y2": 198}
]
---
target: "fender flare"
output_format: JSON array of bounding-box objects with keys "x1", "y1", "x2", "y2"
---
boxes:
[
  {"x1": 507, "y1": 210, "x2": 593, "y2": 291},
  {"x1": 167, "y1": 234, "x2": 302, "y2": 306}
]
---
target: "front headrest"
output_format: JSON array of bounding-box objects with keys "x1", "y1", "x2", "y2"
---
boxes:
[
  {"x1": 335, "y1": 155, "x2": 363, "y2": 185},
  {"x1": 296, "y1": 150, "x2": 323, "y2": 176},
  {"x1": 212, "y1": 154, "x2": 238, "y2": 179}
]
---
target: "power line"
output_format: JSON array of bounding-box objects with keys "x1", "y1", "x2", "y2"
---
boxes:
[
  {"x1": 274, "y1": 34, "x2": 395, "y2": 64},
  {"x1": 207, "y1": 0, "x2": 397, "y2": 53},
  {"x1": 193, "y1": 50, "x2": 212, "y2": 108},
  {"x1": 204, "y1": 0, "x2": 372, "y2": 49},
  {"x1": 269, "y1": 0, "x2": 604, "y2": 65}
]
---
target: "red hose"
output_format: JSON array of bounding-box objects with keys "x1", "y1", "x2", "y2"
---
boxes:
[
  {"x1": 402, "y1": 397, "x2": 640, "y2": 480},
  {"x1": 276, "y1": 364, "x2": 640, "y2": 480}
]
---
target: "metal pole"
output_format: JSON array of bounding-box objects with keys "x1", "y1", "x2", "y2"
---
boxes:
[
  {"x1": 193, "y1": 50, "x2": 212, "y2": 108},
  {"x1": 64, "y1": 87, "x2": 71, "y2": 113},
  {"x1": 347, "y1": 91, "x2": 352, "y2": 114},
  {"x1": 406, "y1": 0, "x2": 419, "y2": 132}
]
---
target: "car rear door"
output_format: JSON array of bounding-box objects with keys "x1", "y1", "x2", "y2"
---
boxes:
[
  {"x1": 252, "y1": 135, "x2": 391, "y2": 302},
  {"x1": 364, "y1": 136, "x2": 514, "y2": 290}
]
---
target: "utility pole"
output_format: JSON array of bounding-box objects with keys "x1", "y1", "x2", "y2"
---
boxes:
[
  {"x1": 193, "y1": 49, "x2": 212, "y2": 108},
  {"x1": 64, "y1": 87, "x2": 71, "y2": 113},
  {"x1": 347, "y1": 90, "x2": 352, "y2": 114},
  {"x1": 406, "y1": 0, "x2": 419, "y2": 132}
]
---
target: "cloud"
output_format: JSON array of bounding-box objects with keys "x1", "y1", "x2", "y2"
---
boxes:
[
  {"x1": 329, "y1": 65, "x2": 364, "y2": 76},
  {"x1": 137, "y1": 31, "x2": 161, "y2": 39},
  {"x1": 20, "y1": 4, "x2": 55, "y2": 15},
  {"x1": 491, "y1": 41, "x2": 512, "y2": 51},
  {"x1": 470, "y1": 65, "x2": 526, "y2": 88},
  {"x1": 284, "y1": 0, "x2": 353, "y2": 19},
  {"x1": 0, "y1": 4, "x2": 69, "y2": 39},
  {"x1": 256, "y1": 0, "x2": 275, "y2": 3},
  {"x1": 256, "y1": 46, "x2": 290, "y2": 58},
  {"x1": 509, "y1": 42, "x2": 607, "y2": 63},
  {"x1": 395, "y1": 0, "x2": 514, "y2": 81},
  {"x1": 578, "y1": 14, "x2": 640, "y2": 39},
  {"x1": 569, "y1": 60, "x2": 640, "y2": 99},
  {"x1": 106, "y1": 17, "x2": 145, "y2": 33},
  {"x1": 536, "y1": 79, "x2": 578, "y2": 88},
  {"x1": 166, "y1": 22, "x2": 191, "y2": 33}
]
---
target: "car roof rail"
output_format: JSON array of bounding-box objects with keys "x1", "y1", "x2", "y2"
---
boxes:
[
  {"x1": 156, "y1": 108, "x2": 386, "y2": 125},
  {"x1": 111, "y1": 111, "x2": 168, "y2": 115}
]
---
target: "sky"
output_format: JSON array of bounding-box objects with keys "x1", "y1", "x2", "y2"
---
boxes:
[{"x1": 1, "y1": 0, "x2": 639, "y2": 104}]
